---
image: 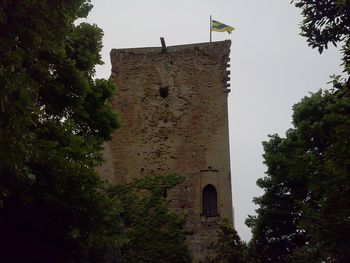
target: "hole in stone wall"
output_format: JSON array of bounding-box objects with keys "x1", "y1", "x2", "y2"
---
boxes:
[
  {"x1": 159, "y1": 86, "x2": 169, "y2": 98},
  {"x1": 202, "y1": 184, "x2": 217, "y2": 217}
]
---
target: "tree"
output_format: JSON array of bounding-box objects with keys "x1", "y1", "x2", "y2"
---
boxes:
[
  {"x1": 292, "y1": 0, "x2": 350, "y2": 90},
  {"x1": 291, "y1": 1, "x2": 350, "y2": 260},
  {"x1": 109, "y1": 174, "x2": 192, "y2": 263},
  {"x1": 290, "y1": 90, "x2": 350, "y2": 262},
  {"x1": 292, "y1": 0, "x2": 350, "y2": 52},
  {"x1": 0, "y1": 2, "x2": 193, "y2": 262},
  {"x1": 245, "y1": 132, "x2": 307, "y2": 263},
  {"x1": 247, "y1": 90, "x2": 350, "y2": 262},
  {"x1": 215, "y1": 218, "x2": 246, "y2": 263},
  {"x1": 0, "y1": 1, "x2": 122, "y2": 262},
  {"x1": 247, "y1": 2, "x2": 350, "y2": 262}
]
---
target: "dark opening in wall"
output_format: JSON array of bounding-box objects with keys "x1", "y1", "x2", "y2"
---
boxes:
[
  {"x1": 159, "y1": 86, "x2": 169, "y2": 98},
  {"x1": 202, "y1": 184, "x2": 218, "y2": 217}
]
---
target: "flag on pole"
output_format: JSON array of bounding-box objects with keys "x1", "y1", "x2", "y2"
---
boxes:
[{"x1": 211, "y1": 20, "x2": 235, "y2": 34}]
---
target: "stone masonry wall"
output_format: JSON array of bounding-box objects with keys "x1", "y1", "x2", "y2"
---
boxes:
[{"x1": 98, "y1": 40, "x2": 233, "y2": 262}]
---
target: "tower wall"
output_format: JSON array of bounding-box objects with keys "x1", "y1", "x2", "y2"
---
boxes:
[{"x1": 99, "y1": 40, "x2": 233, "y2": 262}]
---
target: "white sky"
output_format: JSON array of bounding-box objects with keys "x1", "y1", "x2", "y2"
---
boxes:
[{"x1": 86, "y1": 0, "x2": 342, "y2": 241}]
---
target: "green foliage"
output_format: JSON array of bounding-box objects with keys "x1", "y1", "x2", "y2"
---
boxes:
[
  {"x1": 292, "y1": 0, "x2": 350, "y2": 53},
  {"x1": 0, "y1": 2, "x2": 192, "y2": 263},
  {"x1": 245, "y1": 132, "x2": 307, "y2": 263},
  {"x1": 247, "y1": 2, "x2": 350, "y2": 262},
  {"x1": 109, "y1": 174, "x2": 192, "y2": 263},
  {"x1": 215, "y1": 218, "x2": 246, "y2": 263},
  {"x1": 247, "y1": 90, "x2": 350, "y2": 262},
  {"x1": 0, "y1": 1, "x2": 121, "y2": 262},
  {"x1": 291, "y1": 90, "x2": 350, "y2": 262},
  {"x1": 292, "y1": 0, "x2": 350, "y2": 90}
]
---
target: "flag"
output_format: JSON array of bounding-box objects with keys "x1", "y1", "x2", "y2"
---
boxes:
[{"x1": 211, "y1": 20, "x2": 235, "y2": 34}]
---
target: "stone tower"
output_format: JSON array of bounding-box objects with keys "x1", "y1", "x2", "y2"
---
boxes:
[{"x1": 98, "y1": 40, "x2": 233, "y2": 262}]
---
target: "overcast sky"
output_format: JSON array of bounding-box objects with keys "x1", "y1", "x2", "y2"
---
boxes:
[{"x1": 86, "y1": 0, "x2": 342, "y2": 241}]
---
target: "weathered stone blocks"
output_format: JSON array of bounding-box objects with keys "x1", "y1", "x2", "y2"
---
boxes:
[{"x1": 98, "y1": 40, "x2": 233, "y2": 262}]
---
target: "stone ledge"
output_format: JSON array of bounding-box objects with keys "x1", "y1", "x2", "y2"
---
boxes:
[{"x1": 111, "y1": 40, "x2": 231, "y2": 56}]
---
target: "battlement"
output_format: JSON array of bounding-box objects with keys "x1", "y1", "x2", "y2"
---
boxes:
[{"x1": 111, "y1": 40, "x2": 231, "y2": 56}]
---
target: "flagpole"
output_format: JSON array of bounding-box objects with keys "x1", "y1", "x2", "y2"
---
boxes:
[{"x1": 210, "y1": 15, "x2": 212, "y2": 42}]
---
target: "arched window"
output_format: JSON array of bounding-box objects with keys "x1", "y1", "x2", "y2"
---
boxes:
[{"x1": 202, "y1": 184, "x2": 217, "y2": 216}]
